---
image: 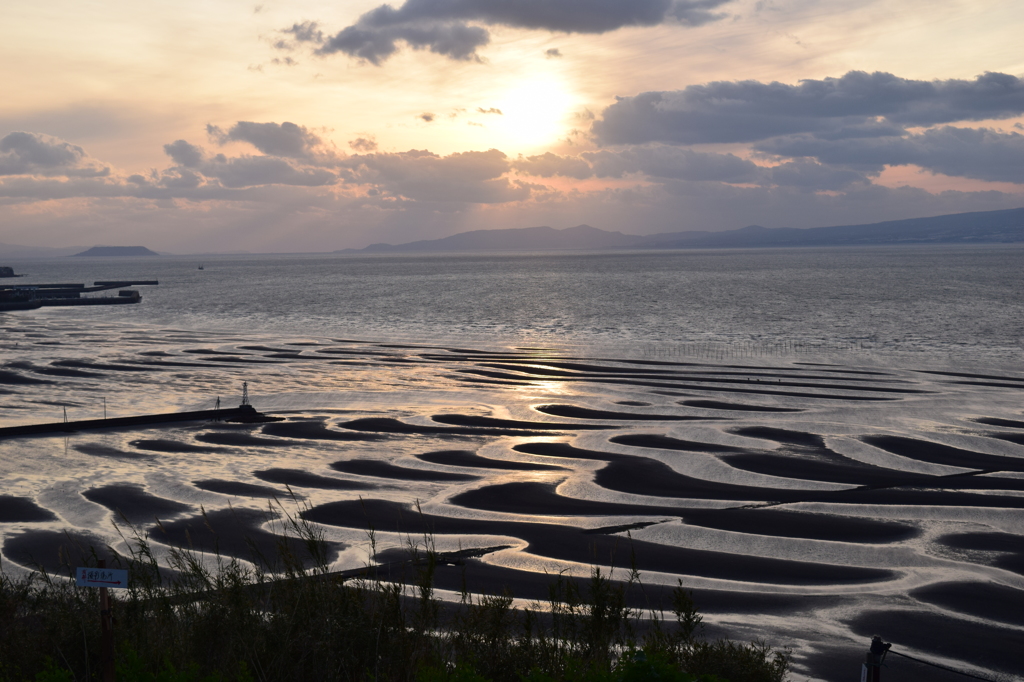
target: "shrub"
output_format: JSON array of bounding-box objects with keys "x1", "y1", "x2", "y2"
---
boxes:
[{"x1": 0, "y1": 507, "x2": 788, "y2": 682}]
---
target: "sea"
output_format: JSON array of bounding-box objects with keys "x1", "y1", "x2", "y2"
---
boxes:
[{"x1": 1, "y1": 245, "x2": 1023, "y2": 682}]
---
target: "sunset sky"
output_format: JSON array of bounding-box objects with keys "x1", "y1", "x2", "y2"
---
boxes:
[{"x1": 2, "y1": 0, "x2": 1023, "y2": 253}]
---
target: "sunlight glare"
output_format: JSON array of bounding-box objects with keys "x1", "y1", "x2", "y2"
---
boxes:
[{"x1": 491, "y1": 74, "x2": 577, "y2": 152}]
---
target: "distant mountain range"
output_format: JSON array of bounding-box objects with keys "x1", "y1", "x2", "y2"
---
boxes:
[
  {"x1": 339, "y1": 207, "x2": 1024, "y2": 254},
  {"x1": 3, "y1": 208, "x2": 1023, "y2": 259},
  {"x1": 0, "y1": 243, "x2": 88, "y2": 259},
  {"x1": 0, "y1": 244, "x2": 161, "y2": 259}
]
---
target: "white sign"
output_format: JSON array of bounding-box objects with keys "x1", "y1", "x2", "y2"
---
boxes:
[
  {"x1": 75, "y1": 567, "x2": 128, "y2": 588},
  {"x1": 860, "y1": 663, "x2": 867, "y2": 682}
]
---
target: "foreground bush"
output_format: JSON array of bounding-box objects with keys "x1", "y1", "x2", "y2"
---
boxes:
[{"x1": 0, "y1": 511, "x2": 789, "y2": 682}]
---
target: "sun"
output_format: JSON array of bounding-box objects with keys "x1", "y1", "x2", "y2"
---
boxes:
[{"x1": 489, "y1": 74, "x2": 578, "y2": 152}]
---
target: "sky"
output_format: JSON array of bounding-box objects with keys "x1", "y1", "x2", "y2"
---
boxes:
[{"x1": 2, "y1": 0, "x2": 1023, "y2": 253}]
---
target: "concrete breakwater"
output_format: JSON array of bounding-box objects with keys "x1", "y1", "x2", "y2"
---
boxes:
[{"x1": 0, "y1": 405, "x2": 281, "y2": 439}]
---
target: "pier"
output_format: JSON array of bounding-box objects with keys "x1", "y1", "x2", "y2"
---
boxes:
[
  {"x1": 0, "y1": 404, "x2": 282, "y2": 439},
  {"x1": 0, "y1": 280, "x2": 158, "y2": 310}
]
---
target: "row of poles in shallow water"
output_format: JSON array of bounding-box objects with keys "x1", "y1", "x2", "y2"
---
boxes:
[{"x1": 641, "y1": 339, "x2": 877, "y2": 360}]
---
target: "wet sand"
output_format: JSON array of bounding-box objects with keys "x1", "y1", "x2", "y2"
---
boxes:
[
  {"x1": 431, "y1": 413, "x2": 611, "y2": 430},
  {"x1": 262, "y1": 419, "x2": 388, "y2": 441},
  {"x1": 862, "y1": 434, "x2": 1024, "y2": 471},
  {"x1": 610, "y1": 433, "x2": 746, "y2": 453},
  {"x1": 3, "y1": 331, "x2": 1023, "y2": 682},
  {"x1": 416, "y1": 450, "x2": 566, "y2": 471},
  {"x1": 450, "y1": 482, "x2": 917, "y2": 543},
  {"x1": 74, "y1": 443, "x2": 155, "y2": 460},
  {"x1": 4, "y1": 529, "x2": 119, "y2": 575},
  {"x1": 193, "y1": 479, "x2": 294, "y2": 498},
  {"x1": 196, "y1": 431, "x2": 294, "y2": 447},
  {"x1": 366, "y1": 551, "x2": 850, "y2": 615},
  {"x1": 679, "y1": 399, "x2": 803, "y2": 412},
  {"x1": 0, "y1": 495, "x2": 56, "y2": 522},
  {"x1": 254, "y1": 468, "x2": 379, "y2": 490},
  {"x1": 82, "y1": 483, "x2": 192, "y2": 524},
  {"x1": 594, "y1": 456, "x2": 1024, "y2": 508},
  {"x1": 850, "y1": 609, "x2": 1024, "y2": 673},
  {"x1": 302, "y1": 499, "x2": 895, "y2": 586},
  {"x1": 330, "y1": 460, "x2": 478, "y2": 482},
  {"x1": 910, "y1": 581, "x2": 1024, "y2": 626},
  {"x1": 937, "y1": 532, "x2": 1024, "y2": 575},
  {"x1": 148, "y1": 507, "x2": 342, "y2": 568},
  {"x1": 534, "y1": 404, "x2": 722, "y2": 422},
  {"x1": 339, "y1": 417, "x2": 568, "y2": 437},
  {"x1": 131, "y1": 439, "x2": 226, "y2": 454}
]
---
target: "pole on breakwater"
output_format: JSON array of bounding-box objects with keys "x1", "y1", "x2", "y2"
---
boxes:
[{"x1": 862, "y1": 635, "x2": 890, "y2": 681}]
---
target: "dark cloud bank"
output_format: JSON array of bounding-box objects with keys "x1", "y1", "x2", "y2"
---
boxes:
[
  {"x1": 280, "y1": 0, "x2": 730, "y2": 64},
  {"x1": 594, "y1": 71, "x2": 1024, "y2": 145},
  {"x1": 589, "y1": 71, "x2": 1024, "y2": 184}
]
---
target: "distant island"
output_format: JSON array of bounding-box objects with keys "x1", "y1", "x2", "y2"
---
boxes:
[
  {"x1": 72, "y1": 246, "x2": 160, "y2": 257},
  {"x1": 0, "y1": 266, "x2": 21, "y2": 278},
  {"x1": 338, "y1": 207, "x2": 1024, "y2": 254}
]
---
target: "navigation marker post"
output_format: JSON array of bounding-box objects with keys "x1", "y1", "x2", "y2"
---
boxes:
[
  {"x1": 861, "y1": 635, "x2": 891, "y2": 682},
  {"x1": 77, "y1": 560, "x2": 128, "y2": 682}
]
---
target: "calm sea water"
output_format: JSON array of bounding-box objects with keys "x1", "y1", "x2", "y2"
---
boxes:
[{"x1": 6, "y1": 245, "x2": 1024, "y2": 361}]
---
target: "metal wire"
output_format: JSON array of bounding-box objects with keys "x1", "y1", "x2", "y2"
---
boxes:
[{"x1": 889, "y1": 649, "x2": 1004, "y2": 682}]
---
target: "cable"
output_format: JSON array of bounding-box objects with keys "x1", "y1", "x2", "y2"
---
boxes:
[{"x1": 889, "y1": 649, "x2": 1004, "y2": 682}]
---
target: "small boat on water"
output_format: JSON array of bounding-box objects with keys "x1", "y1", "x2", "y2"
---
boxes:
[{"x1": 198, "y1": 264, "x2": 204, "y2": 270}]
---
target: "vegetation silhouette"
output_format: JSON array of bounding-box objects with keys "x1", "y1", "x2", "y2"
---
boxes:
[{"x1": 0, "y1": 502, "x2": 790, "y2": 682}]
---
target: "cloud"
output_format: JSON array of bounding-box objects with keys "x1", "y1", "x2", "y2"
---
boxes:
[
  {"x1": 590, "y1": 147, "x2": 759, "y2": 182},
  {"x1": 318, "y1": 22, "x2": 489, "y2": 64},
  {"x1": 0, "y1": 132, "x2": 109, "y2": 177},
  {"x1": 349, "y1": 136, "x2": 378, "y2": 152},
  {"x1": 281, "y1": 21, "x2": 324, "y2": 45},
  {"x1": 283, "y1": 0, "x2": 731, "y2": 64},
  {"x1": 163, "y1": 130, "x2": 338, "y2": 187},
  {"x1": 513, "y1": 151, "x2": 593, "y2": 179},
  {"x1": 594, "y1": 71, "x2": 1024, "y2": 145},
  {"x1": 669, "y1": 0, "x2": 731, "y2": 26},
  {"x1": 766, "y1": 159, "x2": 869, "y2": 191},
  {"x1": 199, "y1": 156, "x2": 337, "y2": 188},
  {"x1": 1, "y1": 131, "x2": 529, "y2": 207},
  {"x1": 207, "y1": 121, "x2": 325, "y2": 159},
  {"x1": 545, "y1": 48, "x2": 562, "y2": 58},
  {"x1": 341, "y1": 148, "x2": 529, "y2": 203},
  {"x1": 513, "y1": 146, "x2": 760, "y2": 183},
  {"x1": 758, "y1": 126, "x2": 1024, "y2": 184},
  {"x1": 159, "y1": 167, "x2": 205, "y2": 190},
  {"x1": 0, "y1": 127, "x2": 343, "y2": 205},
  {"x1": 477, "y1": 107, "x2": 503, "y2": 115},
  {"x1": 163, "y1": 139, "x2": 205, "y2": 168},
  {"x1": 419, "y1": 113, "x2": 436, "y2": 122}
]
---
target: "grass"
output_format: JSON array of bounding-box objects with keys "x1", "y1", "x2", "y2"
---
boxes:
[{"x1": 0, "y1": 504, "x2": 790, "y2": 682}]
